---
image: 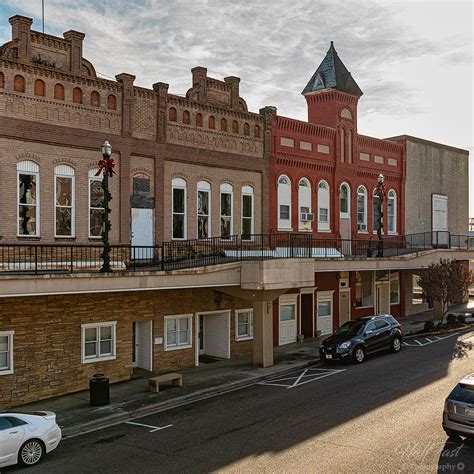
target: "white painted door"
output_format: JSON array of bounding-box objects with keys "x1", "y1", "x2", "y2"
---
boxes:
[
  {"x1": 131, "y1": 208, "x2": 154, "y2": 259},
  {"x1": 339, "y1": 289, "x2": 351, "y2": 326},
  {"x1": 279, "y1": 303, "x2": 297, "y2": 345},
  {"x1": 202, "y1": 312, "x2": 230, "y2": 359},
  {"x1": 375, "y1": 283, "x2": 390, "y2": 315},
  {"x1": 134, "y1": 321, "x2": 153, "y2": 371},
  {"x1": 317, "y1": 292, "x2": 334, "y2": 335}
]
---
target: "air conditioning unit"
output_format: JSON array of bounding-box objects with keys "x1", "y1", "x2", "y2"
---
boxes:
[{"x1": 300, "y1": 213, "x2": 314, "y2": 222}]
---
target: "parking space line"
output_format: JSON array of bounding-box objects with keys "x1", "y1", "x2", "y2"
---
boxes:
[
  {"x1": 126, "y1": 421, "x2": 173, "y2": 432},
  {"x1": 403, "y1": 332, "x2": 460, "y2": 347},
  {"x1": 259, "y1": 367, "x2": 345, "y2": 389}
]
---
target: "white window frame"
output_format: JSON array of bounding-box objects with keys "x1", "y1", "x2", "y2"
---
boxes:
[
  {"x1": 164, "y1": 314, "x2": 193, "y2": 351},
  {"x1": 317, "y1": 180, "x2": 330, "y2": 232},
  {"x1": 235, "y1": 309, "x2": 253, "y2": 341},
  {"x1": 220, "y1": 183, "x2": 233, "y2": 239},
  {"x1": 17, "y1": 161, "x2": 40, "y2": 237},
  {"x1": 241, "y1": 185, "x2": 254, "y2": 241},
  {"x1": 197, "y1": 180, "x2": 211, "y2": 239},
  {"x1": 172, "y1": 177, "x2": 187, "y2": 240},
  {"x1": 88, "y1": 168, "x2": 104, "y2": 239},
  {"x1": 298, "y1": 178, "x2": 312, "y2": 231},
  {"x1": 339, "y1": 182, "x2": 350, "y2": 219},
  {"x1": 316, "y1": 291, "x2": 334, "y2": 317},
  {"x1": 278, "y1": 175, "x2": 292, "y2": 230},
  {"x1": 54, "y1": 165, "x2": 75, "y2": 238},
  {"x1": 387, "y1": 189, "x2": 397, "y2": 235},
  {"x1": 357, "y1": 185, "x2": 368, "y2": 232},
  {"x1": 0, "y1": 331, "x2": 14, "y2": 375},
  {"x1": 81, "y1": 322, "x2": 117, "y2": 363}
]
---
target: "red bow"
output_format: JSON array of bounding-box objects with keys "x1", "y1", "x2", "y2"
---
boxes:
[
  {"x1": 96, "y1": 158, "x2": 116, "y2": 178},
  {"x1": 375, "y1": 183, "x2": 386, "y2": 198}
]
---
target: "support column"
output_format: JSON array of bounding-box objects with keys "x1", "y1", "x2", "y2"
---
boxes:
[{"x1": 252, "y1": 300, "x2": 274, "y2": 367}]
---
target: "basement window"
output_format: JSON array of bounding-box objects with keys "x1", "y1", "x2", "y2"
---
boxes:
[
  {"x1": 164, "y1": 315, "x2": 192, "y2": 350},
  {"x1": 0, "y1": 331, "x2": 14, "y2": 375},
  {"x1": 236, "y1": 309, "x2": 253, "y2": 341},
  {"x1": 81, "y1": 322, "x2": 117, "y2": 363}
]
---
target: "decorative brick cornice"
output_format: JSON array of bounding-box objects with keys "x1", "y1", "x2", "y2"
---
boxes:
[
  {"x1": 276, "y1": 116, "x2": 336, "y2": 140},
  {"x1": 358, "y1": 134, "x2": 404, "y2": 154}
]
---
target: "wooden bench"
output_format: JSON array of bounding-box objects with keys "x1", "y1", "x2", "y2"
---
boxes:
[{"x1": 148, "y1": 373, "x2": 183, "y2": 393}]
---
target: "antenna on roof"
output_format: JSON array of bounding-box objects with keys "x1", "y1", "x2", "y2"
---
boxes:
[{"x1": 42, "y1": 0, "x2": 45, "y2": 33}]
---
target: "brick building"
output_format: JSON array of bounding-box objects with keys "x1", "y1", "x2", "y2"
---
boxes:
[{"x1": 0, "y1": 16, "x2": 471, "y2": 408}]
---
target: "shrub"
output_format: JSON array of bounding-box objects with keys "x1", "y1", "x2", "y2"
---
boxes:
[
  {"x1": 456, "y1": 314, "x2": 466, "y2": 325},
  {"x1": 424, "y1": 320, "x2": 435, "y2": 332},
  {"x1": 446, "y1": 314, "x2": 457, "y2": 326}
]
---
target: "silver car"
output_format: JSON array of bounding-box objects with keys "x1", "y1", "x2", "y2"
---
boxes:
[{"x1": 443, "y1": 373, "x2": 474, "y2": 438}]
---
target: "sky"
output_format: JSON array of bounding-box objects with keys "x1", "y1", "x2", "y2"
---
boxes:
[{"x1": 1, "y1": 0, "x2": 473, "y2": 214}]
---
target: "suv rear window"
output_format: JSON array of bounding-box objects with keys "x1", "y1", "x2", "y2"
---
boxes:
[{"x1": 448, "y1": 384, "x2": 474, "y2": 404}]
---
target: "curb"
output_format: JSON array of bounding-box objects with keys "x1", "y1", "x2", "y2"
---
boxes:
[{"x1": 62, "y1": 358, "x2": 319, "y2": 439}]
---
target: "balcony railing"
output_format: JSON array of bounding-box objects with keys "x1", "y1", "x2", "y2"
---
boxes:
[{"x1": 0, "y1": 231, "x2": 472, "y2": 275}]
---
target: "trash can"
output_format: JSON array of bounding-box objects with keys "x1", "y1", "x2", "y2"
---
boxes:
[{"x1": 89, "y1": 373, "x2": 110, "y2": 406}]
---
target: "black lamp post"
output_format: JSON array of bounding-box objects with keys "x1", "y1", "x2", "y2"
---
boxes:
[
  {"x1": 376, "y1": 173, "x2": 385, "y2": 257},
  {"x1": 100, "y1": 140, "x2": 113, "y2": 272}
]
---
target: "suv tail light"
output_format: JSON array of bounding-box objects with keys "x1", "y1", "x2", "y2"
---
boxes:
[{"x1": 399, "y1": 323, "x2": 403, "y2": 333}]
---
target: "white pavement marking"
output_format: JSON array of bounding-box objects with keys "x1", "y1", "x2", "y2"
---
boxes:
[
  {"x1": 258, "y1": 367, "x2": 345, "y2": 389},
  {"x1": 125, "y1": 421, "x2": 173, "y2": 433},
  {"x1": 403, "y1": 332, "x2": 460, "y2": 347}
]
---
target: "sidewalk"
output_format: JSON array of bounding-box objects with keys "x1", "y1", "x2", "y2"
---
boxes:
[
  {"x1": 12, "y1": 302, "x2": 474, "y2": 439},
  {"x1": 15, "y1": 338, "x2": 322, "y2": 439}
]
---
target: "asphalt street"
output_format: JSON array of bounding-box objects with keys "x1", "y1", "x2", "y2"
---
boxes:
[{"x1": 6, "y1": 331, "x2": 474, "y2": 473}]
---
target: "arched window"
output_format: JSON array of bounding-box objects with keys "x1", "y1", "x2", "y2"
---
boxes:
[
  {"x1": 298, "y1": 178, "x2": 312, "y2": 231},
  {"x1": 107, "y1": 94, "x2": 117, "y2": 110},
  {"x1": 73, "y1": 87, "x2": 83, "y2": 104},
  {"x1": 242, "y1": 185, "x2": 254, "y2": 240},
  {"x1": 168, "y1": 107, "x2": 177, "y2": 122},
  {"x1": 208, "y1": 115, "x2": 215, "y2": 129},
  {"x1": 243, "y1": 123, "x2": 250, "y2": 136},
  {"x1": 89, "y1": 168, "x2": 104, "y2": 238},
  {"x1": 277, "y1": 175, "x2": 291, "y2": 230},
  {"x1": 54, "y1": 83, "x2": 65, "y2": 100},
  {"x1": 356, "y1": 185, "x2": 367, "y2": 232},
  {"x1": 196, "y1": 113, "x2": 203, "y2": 127},
  {"x1": 317, "y1": 180, "x2": 330, "y2": 232},
  {"x1": 339, "y1": 183, "x2": 350, "y2": 217},
  {"x1": 220, "y1": 183, "x2": 233, "y2": 238},
  {"x1": 254, "y1": 125, "x2": 261, "y2": 138},
  {"x1": 90, "y1": 91, "x2": 100, "y2": 107},
  {"x1": 14, "y1": 75, "x2": 25, "y2": 93},
  {"x1": 172, "y1": 178, "x2": 187, "y2": 239},
  {"x1": 388, "y1": 190, "x2": 397, "y2": 234},
  {"x1": 34, "y1": 79, "x2": 45, "y2": 97},
  {"x1": 54, "y1": 165, "x2": 75, "y2": 237},
  {"x1": 340, "y1": 128, "x2": 345, "y2": 162},
  {"x1": 232, "y1": 120, "x2": 239, "y2": 133},
  {"x1": 373, "y1": 188, "x2": 381, "y2": 233},
  {"x1": 0, "y1": 72, "x2": 5, "y2": 89},
  {"x1": 197, "y1": 180, "x2": 211, "y2": 239},
  {"x1": 17, "y1": 161, "x2": 40, "y2": 236},
  {"x1": 183, "y1": 110, "x2": 190, "y2": 124},
  {"x1": 220, "y1": 118, "x2": 227, "y2": 132}
]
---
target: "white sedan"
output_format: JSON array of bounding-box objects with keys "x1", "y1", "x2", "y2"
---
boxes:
[{"x1": 0, "y1": 411, "x2": 62, "y2": 468}]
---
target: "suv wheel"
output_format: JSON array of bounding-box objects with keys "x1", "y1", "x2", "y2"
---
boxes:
[
  {"x1": 390, "y1": 336, "x2": 402, "y2": 353},
  {"x1": 352, "y1": 346, "x2": 365, "y2": 364}
]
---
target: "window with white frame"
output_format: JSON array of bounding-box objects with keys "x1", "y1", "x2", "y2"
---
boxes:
[
  {"x1": 278, "y1": 175, "x2": 291, "y2": 229},
  {"x1": 197, "y1": 180, "x2": 210, "y2": 239},
  {"x1": 339, "y1": 183, "x2": 350, "y2": 218},
  {"x1": 0, "y1": 331, "x2": 14, "y2": 375},
  {"x1": 317, "y1": 292, "x2": 333, "y2": 317},
  {"x1": 388, "y1": 189, "x2": 397, "y2": 234},
  {"x1": 317, "y1": 180, "x2": 330, "y2": 231},
  {"x1": 89, "y1": 168, "x2": 104, "y2": 238},
  {"x1": 242, "y1": 185, "x2": 254, "y2": 240},
  {"x1": 357, "y1": 185, "x2": 367, "y2": 232},
  {"x1": 220, "y1": 183, "x2": 233, "y2": 238},
  {"x1": 298, "y1": 178, "x2": 312, "y2": 230},
  {"x1": 81, "y1": 322, "x2": 116, "y2": 363},
  {"x1": 17, "y1": 161, "x2": 39, "y2": 236},
  {"x1": 164, "y1": 315, "x2": 192, "y2": 350},
  {"x1": 390, "y1": 270, "x2": 400, "y2": 305},
  {"x1": 236, "y1": 309, "x2": 253, "y2": 340},
  {"x1": 172, "y1": 178, "x2": 187, "y2": 239},
  {"x1": 373, "y1": 188, "x2": 381, "y2": 233},
  {"x1": 55, "y1": 165, "x2": 75, "y2": 237}
]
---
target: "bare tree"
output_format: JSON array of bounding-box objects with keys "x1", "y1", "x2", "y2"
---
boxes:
[{"x1": 418, "y1": 258, "x2": 472, "y2": 324}]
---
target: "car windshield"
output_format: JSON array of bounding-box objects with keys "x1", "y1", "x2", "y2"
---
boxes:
[{"x1": 335, "y1": 321, "x2": 364, "y2": 337}]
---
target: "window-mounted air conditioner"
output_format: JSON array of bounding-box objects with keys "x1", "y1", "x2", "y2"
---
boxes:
[{"x1": 300, "y1": 213, "x2": 314, "y2": 221}]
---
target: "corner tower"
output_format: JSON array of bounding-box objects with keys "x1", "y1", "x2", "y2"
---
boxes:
[{"x1": 302, "y1": 42, "x2": 362, "y2": 131}]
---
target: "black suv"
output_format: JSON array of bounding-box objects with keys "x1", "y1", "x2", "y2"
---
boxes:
[{"x1": 319, "y1": 315, "x2": 403, "y2": 364}]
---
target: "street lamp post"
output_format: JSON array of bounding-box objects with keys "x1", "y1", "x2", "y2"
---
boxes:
[
  {"x1": 376, "y1": 173, "x2": 386, "y2": 258},
  {"x1": 98, "y1": 140, "x2": 114, "y2": 272}
]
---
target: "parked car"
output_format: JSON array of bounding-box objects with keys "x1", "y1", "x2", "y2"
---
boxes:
[
  {"x1": 0, "y1": 411, "x2": 61, "y2": 468},
  {"x1": 319, "y1": 314, "x2": 403, "y2": 364},
  {"x1": 443, "y1": 373, "x2": 474, "y2": 439}
]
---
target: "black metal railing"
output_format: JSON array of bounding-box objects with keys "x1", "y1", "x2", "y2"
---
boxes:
[{"x1": 0, "y1": 231, "x2": 471, "y2": 275}]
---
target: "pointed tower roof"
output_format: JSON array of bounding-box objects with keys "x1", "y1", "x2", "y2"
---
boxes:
[{"x1": 302, "y1": 42, "x2": 363, "y2": 97}]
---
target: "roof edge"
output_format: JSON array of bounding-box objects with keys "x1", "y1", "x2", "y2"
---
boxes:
[{"x1": 386, "y1": 135, "x2": 470, "y2": 155}]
